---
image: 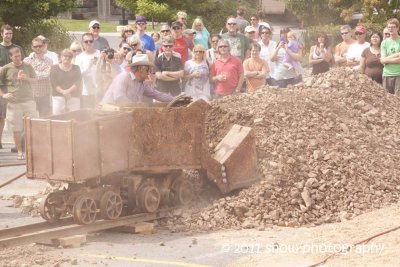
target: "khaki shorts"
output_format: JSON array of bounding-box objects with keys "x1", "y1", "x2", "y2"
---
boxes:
[
  {"x1": 6, "y1": 100, "x2": 37, "y2": 132},
  {"x1": 382, "y1": 76, "x2": 400, "y2": 96}
]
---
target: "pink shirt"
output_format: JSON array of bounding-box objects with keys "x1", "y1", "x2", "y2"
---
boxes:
[{"x1": 211, "y1": 55, "x2": 244, "y2": 96}]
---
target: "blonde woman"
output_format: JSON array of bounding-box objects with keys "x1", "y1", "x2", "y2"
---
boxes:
[
  {"x1": 126, "y1": 35, "x2": 154, "y2": 63},
  {"x1": 119, "y1": 25, "x2": 134, "y2": 46},
  {"x1": 184, "y1": 44, "x2": 210, "y2": 100},
  {"x1": 50, "y1": 49, "x2": 82, "y2": 114},
  {"x1": 192, "y1": 17, "x2": 211, "y2": 49}
]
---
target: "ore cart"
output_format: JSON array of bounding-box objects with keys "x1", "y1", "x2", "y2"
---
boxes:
[{"x1": 25, "y1": 100, "x2": 258, "y2": 224}]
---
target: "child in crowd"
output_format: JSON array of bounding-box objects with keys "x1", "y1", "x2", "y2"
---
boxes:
[{"x1": 282, "y1": 31, "x2": 301, "y2": 73}]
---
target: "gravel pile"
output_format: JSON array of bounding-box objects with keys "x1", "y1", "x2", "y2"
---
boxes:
[{"x1": 168, "y1": 68, "x2": 400, "y2": 231}]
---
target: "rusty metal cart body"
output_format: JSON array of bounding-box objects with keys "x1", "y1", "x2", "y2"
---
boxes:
[{"x1": 25, "y1": 100, "x2": 258, "y2": 224}]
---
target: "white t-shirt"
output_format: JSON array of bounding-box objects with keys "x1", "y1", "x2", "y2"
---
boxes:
[
  {"x1": 75, "y1": 50, "x2": 100, "y2": 95},
  {"x1": 259, "y1": 40, "x2": 277, "y2": 78},
  {"x1": 346, "y1": 42, "x2": 370, "y2": 69}
]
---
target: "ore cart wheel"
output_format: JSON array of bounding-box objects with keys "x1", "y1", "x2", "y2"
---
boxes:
[
  {"x1": 170, "y1": 178, "x2": 193, "y2": 206},
  {"x1": 73, "y1": 196, "x2": 97, "y2": 225},
  {"x1": 100, "y1": 191, "x2": 123, "y2": 220},
  {"x1": 137, "y1": 185, "x2": 161, "y2": 213},
  {"x1": 39, "y1": 193, "x2": 63, "y2": 223}
]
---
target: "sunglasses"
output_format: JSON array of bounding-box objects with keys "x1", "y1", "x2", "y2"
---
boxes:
[
  {"x1": 131, "y1": 43, "x2": 138, "y2": 47},
  {"x1": 340, "y1": 32, "x2": 349, "y2": 35},
  {"x1": 92, "y1": 26, "x2": 100, "y2": 30},
  {"x1": 227, "y1": 23, "x2": 237, "y2": 26},
  {"x1": 194, "y1": 50, "x2": 205, "y2": 53},
  {"x1": 32, "y1": 45, "x2": 43, "y2": 49},
  {"x1": 137, "y1": 22, "x2": 146, "y2": 26},
  {"x1": 161, "y1": 29, "x2": 170, "y2": 33},
  {"x1": 218, "y1": 45, "x2": 228, "y2": 48},
  {"x1": 163, "y1": 44, "x2": 173, "y2": 48},
  {"x1": 123, "y1": 47, "x2": 132, "y2": 51},
  {"x1": 172, "y1": 27, "x2": 182, "y2": 30},
  {"x1": 84, "y1": 40, "x2": 94, "y2": 44}
]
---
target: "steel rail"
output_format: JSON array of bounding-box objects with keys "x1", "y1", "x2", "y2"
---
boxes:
[{"x1": 0, "y1": 209, "x2": 171, "y2": 248}]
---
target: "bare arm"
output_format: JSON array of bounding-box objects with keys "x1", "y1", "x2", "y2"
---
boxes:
[
  {"x1": 235, "y1": 73, "x2": 245, "y2": 93},
  {"x1": 360, "y1": 56, "x2": 366, "y2": 74}
]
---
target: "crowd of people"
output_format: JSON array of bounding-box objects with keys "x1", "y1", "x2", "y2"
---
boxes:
[{"x1": 1, "y1": 7, "x2": 400, "y2": 159}]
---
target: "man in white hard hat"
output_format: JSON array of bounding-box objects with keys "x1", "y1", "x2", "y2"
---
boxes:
[{"x1": 102, "y1": 54, "x2": 173, "y2": 104}]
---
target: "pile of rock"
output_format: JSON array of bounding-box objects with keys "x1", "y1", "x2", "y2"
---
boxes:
[{"x1": 168, "y1": 68, "x2": 400, "y2": 231}]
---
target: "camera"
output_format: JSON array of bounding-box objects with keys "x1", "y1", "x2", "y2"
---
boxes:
[{"x1": 103, "y1": 48, "x2": 115, "y2": 59}]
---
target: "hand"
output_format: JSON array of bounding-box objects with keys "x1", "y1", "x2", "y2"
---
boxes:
[
  {"x1": 2, "y1": 93, "x2": 15, "y2": 101},
  {"x1": 194, "y1": 71, "x2": 201, "y2": 78}
]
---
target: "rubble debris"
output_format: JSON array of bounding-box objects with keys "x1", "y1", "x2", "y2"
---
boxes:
[{"x1": 168, "y1": 68, "x2": 400, "y2": 231}]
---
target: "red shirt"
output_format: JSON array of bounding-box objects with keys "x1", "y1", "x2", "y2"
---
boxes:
[
  {"x1": 211, "y1": 55, "x2": 244, "y2": 96},
  {"x1": 158, "y1": 37, "x2": 189, "y2": 64}
]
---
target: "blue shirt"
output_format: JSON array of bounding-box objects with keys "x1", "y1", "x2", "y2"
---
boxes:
[{"x1": 140, "y1": 34, "x2": 156, "y2": 52}]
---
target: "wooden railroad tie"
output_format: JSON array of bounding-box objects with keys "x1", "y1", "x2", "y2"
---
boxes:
[{"x1": 109, "y1": 222, "x2": 156, "y2": 235}]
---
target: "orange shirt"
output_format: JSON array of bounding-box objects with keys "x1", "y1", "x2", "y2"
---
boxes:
[{"x1": 243, "y1": 57, "x2": 267, "y2": 92}]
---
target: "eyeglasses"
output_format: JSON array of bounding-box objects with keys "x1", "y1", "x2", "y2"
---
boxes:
[
  {"x1": 261, "y1": 31, "x2": 271, "y2": 35},
  {"x1": 72, "y1": 49, "x2": 81, "y2": 53},
  {"x1": 84, "y1": 40, "x2": 94, "y2": 44},
  {"x1": 92, "y1": 26, "x2": 100, "y2": 30},
  {"x1": 161, "y1": 29, "x2": 170, "y2": 33},
  {"x1": 194, "y1": 50, "x2": 205, "y2": 53},
  {"x1": 227, "y1": 23, "x2": 237, "y2": 26},
  {"x1": 32, "y1": 45, "x2": 43, "y2": 49},
  {"x1": 355, "y1": 32, "x2": 364, "y2": 35},
  {"x1": 172, "y1": 27, "x2": 181, "y2": 30},
  {"x1": 340, "y1": 32, "x2": 349, "y2": 35},
  {"x1": 163, "y1": 44, "x2": 173, "y2": 48},
  {"x1": 123, "y1": 47, "x2": 132, "y2": 51},
  {"x1": 218, "y1": 45, "x2": 228, "y2": 48}
]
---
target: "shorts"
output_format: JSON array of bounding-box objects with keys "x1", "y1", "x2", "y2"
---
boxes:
[
  {"x1": 382, "y1": 76, "x2": 400, "y2": 95},
  {"x1": 0, "y1": 97, "x2": 7, "y2": 118},
  {"x1": 6, "y1": 100, "x2": 37, "y2": 132},
  {"x1": 52, "y1": 96, "x2": 80, "y2": 115}
]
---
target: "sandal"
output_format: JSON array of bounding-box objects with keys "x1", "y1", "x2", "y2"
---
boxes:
[{"x1": 17, "y1": 154, "x2": 25, "y2": 160}]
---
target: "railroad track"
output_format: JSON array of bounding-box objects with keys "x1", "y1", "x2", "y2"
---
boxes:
[{"x1": 0, "y1": 209, "x2": 171, "y2": 248}]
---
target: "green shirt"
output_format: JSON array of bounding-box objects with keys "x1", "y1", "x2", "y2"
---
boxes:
[
  {"x1": 0, "y1": 62, "x2": 36, "y2": 103},
  {"x1": 221, "y1": 32, "x2": 249, "y2": 61},
  {"x1": 381, "y1": 37, "x2": 400, "y2": 76}
]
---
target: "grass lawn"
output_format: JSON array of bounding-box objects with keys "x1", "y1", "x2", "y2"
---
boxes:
[{"x1": 56, "y1": 19, "x2": 161, "y2": 33}]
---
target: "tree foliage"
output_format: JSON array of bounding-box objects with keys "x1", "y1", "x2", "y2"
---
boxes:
[
  {"x1": 286, "y1": 0, "x2": 400, "y2": 26},
  {"x1": 284, "y1": 0, "x2": 343, "y2": 26},
  {"x1": 0, "y1": 0, "x2": 77, "y2": 27},
  {"x1": 136, "y1": 0, "x2": 170, "y2": 23}
]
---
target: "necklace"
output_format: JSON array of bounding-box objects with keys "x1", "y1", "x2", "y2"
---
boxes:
[{"x1": 370, "y1": 47, "x2": 380, "y2": 56}]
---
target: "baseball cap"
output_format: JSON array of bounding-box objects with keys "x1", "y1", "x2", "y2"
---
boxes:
[
  {"x1": 89, "y1": 20, "x2": 100, "y2": 29},
  {"x1": 245, "y1": 26, "x2": 256, "y2": 33},
  {"x1": 37, "y1": 35, "x2": 49, "y2": 43},
  {"x1": 183, "y1": 29, "x2": 196, "y2": 35},
  {"x1": 355, "y1": 25, "x2": 366, "y2": 33},
  {"x1": 171, "y1": 21, "x2": 183, "y2": 29},
  {"x1": 136, "y1": 16, "x2": 147, "y2": 24}
]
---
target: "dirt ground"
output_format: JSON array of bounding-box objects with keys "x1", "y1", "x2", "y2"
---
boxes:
[
  {"x1": 1, "y1": 201, "x2": 399, "y2": 267},
  {"x1": 226, "y1": 202, "x2": 400, "y2": 267}
]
